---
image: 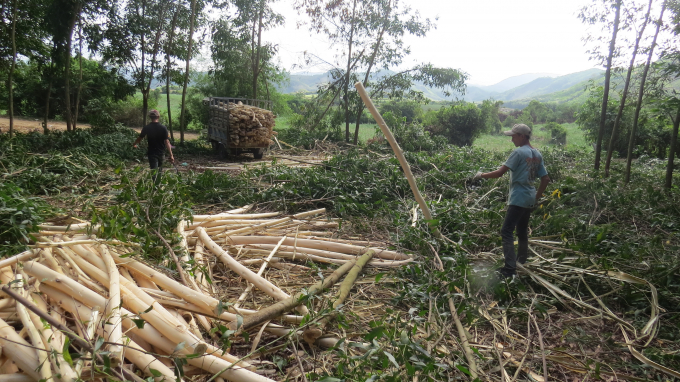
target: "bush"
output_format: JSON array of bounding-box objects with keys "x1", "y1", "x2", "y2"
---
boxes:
[
  {"x1": 109, "y1": 94, "x2": 158, "y2": 127},
  {"x1": 0, "y1": 181, "x2": 53, "y2": 257},
  {"x1": 375, "y1": 112, "x2": 447, "y2": 152},
  {"x1": 379, "y1": 99, "x2": 423, "y2": 123},
  {"x1": 427, "y1": 102, "x2": 485, "y2": 146},
  {"x1": 544, "y1": 122, "x2": 567, "y2": 145}
]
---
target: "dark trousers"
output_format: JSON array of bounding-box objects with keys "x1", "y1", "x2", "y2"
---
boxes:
[
  {"x1": 500, "y1": 205, "x2": 532, "y2": 276},
  {"x1": 148, "y1": 154, "x2": 163, "y2": 182}
]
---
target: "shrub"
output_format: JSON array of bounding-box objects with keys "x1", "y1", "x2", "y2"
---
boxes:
[
  {"x1": 544, "y1": 122, "x2": 567, "y2": 145},
  {"x1": 379, "y1": 99, "x2": 423, "y2": 123},
  {"x1": 376, "y1": 112, "x2": 447, "y2": 152},
  {"x1": 428, "y1": 102, "x2": 485, "y2": 146}
]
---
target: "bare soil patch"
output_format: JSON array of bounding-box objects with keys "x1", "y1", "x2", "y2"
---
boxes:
[{"x1": 0, "y1": 116, "x2": 200, "y2": 140}]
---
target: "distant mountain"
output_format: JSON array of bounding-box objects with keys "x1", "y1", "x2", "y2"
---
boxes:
[
  {"x1": 476, "y1": 73, "x2": 559, "y2": 93},
  {"x1": 279, "y1": 68, "x2": 605, "y2": 106}
]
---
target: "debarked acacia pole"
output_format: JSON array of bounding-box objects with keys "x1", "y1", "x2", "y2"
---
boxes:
[{"x1": 355, "y1": 82, "x2": 441, "y2": 238}]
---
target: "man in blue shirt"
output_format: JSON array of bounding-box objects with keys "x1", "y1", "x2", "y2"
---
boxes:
[{"x1": 474, "y1": 124, "x2": 550, "y2": 279}]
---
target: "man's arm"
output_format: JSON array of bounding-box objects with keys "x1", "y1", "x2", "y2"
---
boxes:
[
  {"x1": 536, "y1": 174, "x2": 550, "y2": 203},
  {"x1": 132, "y1": 135, "x2": 144, "y2": 148},
  {"x1": 481, "y1": 165, "x2": 510, "y2": 179},
  {"x1": 165, "y1": 139, "x2": 175, "y2": 163}
]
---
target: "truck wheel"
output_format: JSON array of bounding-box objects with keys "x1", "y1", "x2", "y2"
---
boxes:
[{"x1": 253, "y1": 148, "x2": 264, "y2": 159}]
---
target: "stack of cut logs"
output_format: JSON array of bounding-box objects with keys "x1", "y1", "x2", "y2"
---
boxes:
[
  {"x1": 0, "y1": 206, "x2": 411, "y2": 382},
  {"x1": 210, "y1": 102, "x2": 276, "y2": 147}
]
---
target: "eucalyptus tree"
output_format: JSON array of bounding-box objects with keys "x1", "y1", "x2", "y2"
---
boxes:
[
  {"x1": 295, "y1": 0, "x2": 467, "y2": 143},
  {"x1": 604, "y1": 0, "x2": 655, "y2": 177},
  {"x1": 210, "y1": 0, "x2": 284, "y2": 100},
  {"x1": 99, "y1": 0, "x2": 178, "y2": 127},
  {"x1": 624, "y1": 1, "x2": 667, "y2": 183},
  {"x1": 0, "y1": 0, "x2": 50, "y2": 137},
  {"x1": 580, "y1": 0, "x2": 623, "y2": 170}
]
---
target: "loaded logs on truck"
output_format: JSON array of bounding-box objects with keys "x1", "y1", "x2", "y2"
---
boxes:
[{"x1": 210, "y1": 101, "x2": 276, "y2": 147}]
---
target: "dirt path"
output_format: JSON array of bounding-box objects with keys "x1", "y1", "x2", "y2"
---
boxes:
[{"x1": 0, "y1": 116, "x2": 200, "y2": 140}]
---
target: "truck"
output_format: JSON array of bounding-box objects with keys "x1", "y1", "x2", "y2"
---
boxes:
[{"x1": 207, "y1": 97, "x2": 273, "y2": 159}]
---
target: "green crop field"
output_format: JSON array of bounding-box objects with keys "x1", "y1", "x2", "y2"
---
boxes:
[{"x1": 473, "y1": 123, "x2": 588, "y2": 152}]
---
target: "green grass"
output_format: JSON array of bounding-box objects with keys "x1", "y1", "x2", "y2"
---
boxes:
[
  {"x1": 473, "y1": 123, "x2": 589, "y2": 152},
  {"x1": 274, "y1": 116, "x2": 378, "y2": 143}
]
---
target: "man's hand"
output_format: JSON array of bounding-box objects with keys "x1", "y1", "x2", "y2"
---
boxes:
[
  {"x1": 133, "y1": 144, "x2": 138, "y2": 149},
  {"x1": 473, "y1": 171, "x2": 483, "y2": 181},
  {"x1": 169, "y1": 155, "x2": 175, "y2": 164}
]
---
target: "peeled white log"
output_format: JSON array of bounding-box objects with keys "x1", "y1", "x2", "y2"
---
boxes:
[
  {"x1": 0, "y1": 374, "x2": 33, "y2": 382},
  {"x1": 0, "y1": 317, "x2": 42, "y2": 381},
  {"x1": 191, "y1": 212, "x2": 280, "y2": 222},
  {"x1": 227, "y1": 236, "x2": 410, "y2": 261},
  {"x1": 214, "y1": 209, "x2": 325, "y2": 238},
  {"x1": 99, "y1": 244, "x2": 123, "y2": 363},
  {"x1": 234, "y1": 236, "x2": 286, "y2": 309},
  {"x1": 14, "y1": 275, "x2": 52, "y2": 382},
  {"x1": 37, "y1": 222, "x2": 90, "y2": 232},
  {"x1": 28, "y1": 291, "x2": 78, "y2": 382},
  {"x1": 41, "y1": 285, "x2": 177, "y2": 382},
  {"x1": 197, "y1": 227, "x2": 309, "y2": 315},
  {"x1": 68, "y1": 254, "x2": 246, "y2": 368}
]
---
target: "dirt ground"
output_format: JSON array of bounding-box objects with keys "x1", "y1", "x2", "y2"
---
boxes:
[{"x1": 0, "y1": 116, "x2": 201, "y2": 140}]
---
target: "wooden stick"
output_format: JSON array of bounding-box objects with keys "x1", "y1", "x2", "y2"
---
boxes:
[
  {"x1": 234, "y1": 236, "x2": 287, "y2": 309},
  {"x1": 197, "y1": 227, "x2": 308, "y2": 315},
  {"x1": 355, "y1": 82, "x2": 441, "y2": 238},
  {"x1": 448, "y1": 296, "x2": 479, "y2": 380},
  {"x1": 234, "y1": 251, "x2": 374, "y2": 332}
]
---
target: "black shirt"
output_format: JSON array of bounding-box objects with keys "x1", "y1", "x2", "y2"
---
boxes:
[{"x1": 139, "y1": 122, "x2": 169, "y2": 156}]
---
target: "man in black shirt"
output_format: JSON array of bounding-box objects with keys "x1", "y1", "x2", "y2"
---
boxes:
[{"x1": 132, "y1": 109, "x2": 175, "y2": 174}]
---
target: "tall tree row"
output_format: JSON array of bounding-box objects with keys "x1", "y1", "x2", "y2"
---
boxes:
[{"x1": 295, "y1": 0, "x2": 468, "y2": 144}]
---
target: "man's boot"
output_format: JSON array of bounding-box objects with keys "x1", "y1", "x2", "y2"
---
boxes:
[{"x1": 517, "y1": 240, "x2": 529, "y2": 264}]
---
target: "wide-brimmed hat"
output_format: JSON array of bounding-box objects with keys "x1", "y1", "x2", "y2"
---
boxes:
[
  {"x1": 148, "y1": 109, "x2": 160, "y2": 118},
  {"x1": 503, "y1": 124, "x2": 532, "y2": 137}
]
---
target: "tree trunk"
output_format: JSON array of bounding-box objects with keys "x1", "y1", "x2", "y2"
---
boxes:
[
  {"x1": 179, "y1": 0, "x2": 197, "y2": 145},
  {"x1": 166, "y1": 10, "x2": 178, "y2": 142},
  {"x1": 665, "y1": 107, "x2": 680, "y2": 189},
  {"x1": 605, "y1": 0, "x2": 653, "y2": 177},
  {"x1": 139, "y1": 0, "x2": 148, "y2": 127},
  {"x1": 353, "y1": 21, "x2": 386, "y2": 145},
  {"x1": 344, "y1": 0, "x2": 358, "y2": 143},
  {"x1": 624, "y1": 3, "x2": 665, "y2": 183},
  {"x1": 73, "y1": 17, "x2": 83, "y2": 129},
  {"x1": 7, "y1": 0, "x2": 17, "y2": 139},
  {"x1": 144, "y1": 2, "x2": 168, "y2": 125},
  {"x1": 594, "y1": 0, "x2": 621, "y2": 170},
  {"x1": 43, "y1": 76, "x2": 53, "y2": 134},
  {"x1": 252, "y1": 1, "x2": 264, "y2": 100},
  {"x1": 63, "y1": 6, "x2": 81, "y2": 132}
]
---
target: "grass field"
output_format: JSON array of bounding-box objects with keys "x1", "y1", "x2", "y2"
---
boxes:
[
  {"x1": 473, "y1": 123, "x2": 588, "y2": 152},
  {"x1": 275, "y1": 116, "x2": 379, "y2": 143}
]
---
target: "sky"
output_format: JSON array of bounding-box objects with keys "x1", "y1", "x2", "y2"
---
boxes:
[{"x1": 264, "y1": 0, "x2": 600, "y2": 86}]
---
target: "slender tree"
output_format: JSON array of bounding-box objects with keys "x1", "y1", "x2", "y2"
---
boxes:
[
  {"x1": 178, "y1": 0, "x2": 196, "y2": 145},
  {"x1": 165, "y1": 8, "x2": 179, "y2": 142},
  {"x1": 665, "y1": 100, "x2": 680, "y2": 188},
  {"x1": 594, "y1": 0, "x2": 622, "y2": 170},
  {"x1": 73, "y1": 17, "x2": 83, "y2": 129},
  {"x1": 605, "y1": 0, "x2": 654, "y2": 177},
  {"x1": 625, "y1": 2, "x2": 666, "y2": 183},
  {"x1": 7, "y1": 0, "x2": 17, "y2": 139}
]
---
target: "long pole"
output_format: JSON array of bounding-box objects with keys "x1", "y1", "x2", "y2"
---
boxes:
[{"x1": 355, "y1": 82, "x2": 441, "y2": 238}]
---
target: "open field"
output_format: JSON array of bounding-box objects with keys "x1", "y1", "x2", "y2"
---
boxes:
[{"x1": 473, "y1": 122, "x2": 588, "y2": 152}]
